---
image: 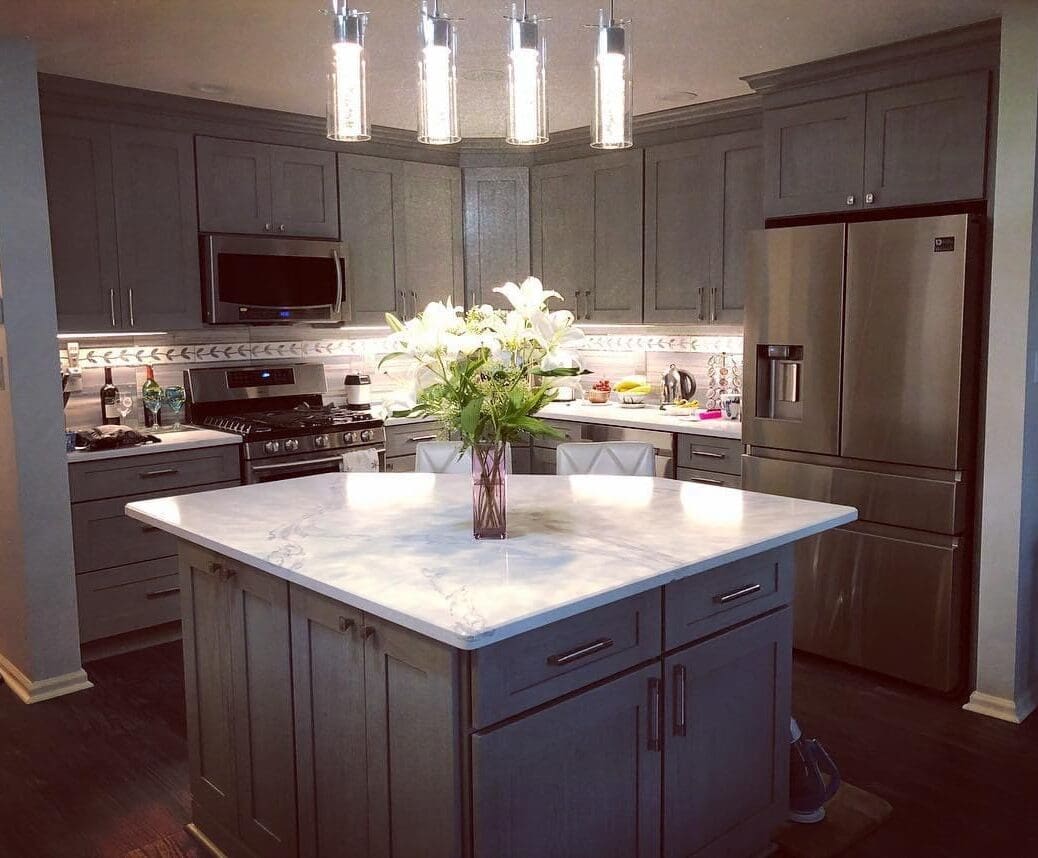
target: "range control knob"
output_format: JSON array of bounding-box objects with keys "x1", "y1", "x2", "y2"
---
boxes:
[
  {"x1": 314, "y1": 435, "x2": 329, "y2": 449},
  {"x1": 284, "y1": 439, "x2": 300, "y2": 452},
  {"x1": 264, "y1": 441, "x2": 280, "y2": 454},
  {"x1": 360, "y1": 429, "x2": 373, "y2": 443},
  {"x1": 343, "y1": 432, "x2": 355, "y2": 445}
]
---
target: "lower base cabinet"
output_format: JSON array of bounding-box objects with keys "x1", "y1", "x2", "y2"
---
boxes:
[{"x1": 181, "y1": 543, "x2": 792, "y2": 858}]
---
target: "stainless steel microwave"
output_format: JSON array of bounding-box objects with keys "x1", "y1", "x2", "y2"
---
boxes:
[{"x1": 202, "y1": 234, "x2": 348, "y2": 325}]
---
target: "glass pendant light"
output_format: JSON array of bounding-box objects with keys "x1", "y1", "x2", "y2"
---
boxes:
[
  {"x1": 327, "y1": 2, "x2": 370, "y2": 142},
  {"x1": 418, "y1": 0, "x2": 461, "y2": 145},
  {"x1": 506, "y1": 2, "x2": 548, "y2": 146},
  {"x1": 591, "y1": 1, "x2": 633, "y2": 149}
]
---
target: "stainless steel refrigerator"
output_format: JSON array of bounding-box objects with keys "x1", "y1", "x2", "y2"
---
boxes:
[{"x1": 742, "y1": 214, "x2": 981, "y2": 692}]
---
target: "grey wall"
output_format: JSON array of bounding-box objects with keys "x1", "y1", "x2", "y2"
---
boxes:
[{"x1": 0, "y1": 39, "x2": 85, "y2": 688}]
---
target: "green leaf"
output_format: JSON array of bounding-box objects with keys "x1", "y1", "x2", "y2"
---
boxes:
[
  {"x1": 459, "y1": 397, "x2": 484, "y2": 438},
  {"x1": 385, "y1": 313, "x2": 406, "y2": 332},
  {"x1": 530, "y1": 367, "x2": 593, "y2": 378},
  {"x1": 377, "y1": 351, "x2": 407, "y2": 370}
]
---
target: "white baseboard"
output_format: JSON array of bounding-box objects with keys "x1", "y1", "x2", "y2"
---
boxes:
[
  {"x1": 0, "y1": 651, "x2": 93, "y2": 704},
  {"x1": 963, "y1": 687, "x2": 1038, "y2": 724}
]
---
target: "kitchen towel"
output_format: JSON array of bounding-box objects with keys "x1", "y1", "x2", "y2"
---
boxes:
[{"x1": 341, "y1": 448, "x2": 380, "y2": 473}]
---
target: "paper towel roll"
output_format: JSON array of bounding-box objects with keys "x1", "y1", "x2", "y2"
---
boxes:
[{"x1": 341, "y1": 448, "x2": 381, "y2": 473}]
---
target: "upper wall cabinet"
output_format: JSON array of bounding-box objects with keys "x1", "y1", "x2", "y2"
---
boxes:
[
  {"x1": 196, "y1": 137, "x2": 339, "y2": 239},
  {"x1": 463, "y1": 167, "x2": 531, "y2": 310},
  {"x1": 43, "y1": 116, "x2": 202, "y2": 332},
  {"x1": 645, "y1": 130, "x2": 762, "y2": 325},
  {"x1": 530, "y1": 150, "x2": 643, "y2": 324},
  {"x1": 763, "y1": 70, "x2": 990, "y2": 218}
]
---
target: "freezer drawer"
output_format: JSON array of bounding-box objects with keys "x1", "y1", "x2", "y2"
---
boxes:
[{"x1": 793, "y1": 525, "x2": 965, "y2": 692}]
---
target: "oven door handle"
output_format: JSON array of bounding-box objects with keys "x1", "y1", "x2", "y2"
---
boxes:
[{"x1": 249, "y1": 456, "x2": 345, "y2": 473}]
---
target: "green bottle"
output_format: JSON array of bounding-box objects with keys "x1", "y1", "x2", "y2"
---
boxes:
[{"x1": 141, "y1": 365, "x2": 163, "y2": 428}]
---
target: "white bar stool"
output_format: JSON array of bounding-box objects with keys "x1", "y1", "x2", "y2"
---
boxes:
[
  {"x1": 415, "y1": 441, "x2": 515, "y2": 475},
  {"x1": 555, "y1": 442, "x2": 656, "y2": 476}
]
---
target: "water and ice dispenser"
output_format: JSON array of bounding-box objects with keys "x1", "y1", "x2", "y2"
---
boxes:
[{"x1": 755, "y1": 345, "x2": 804, "y2": 422}]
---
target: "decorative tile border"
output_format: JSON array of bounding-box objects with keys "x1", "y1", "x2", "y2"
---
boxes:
[{"x1": 61, "y1": 333, "x2": 743, "y2": 368}]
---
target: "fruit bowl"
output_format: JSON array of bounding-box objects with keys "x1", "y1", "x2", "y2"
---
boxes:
[
  {"x1": 587, "y1": 389, "x2": 611, "y2": 404},
  {"x1": 619, "y1": 392, "x2": 648, "y2": 406}
]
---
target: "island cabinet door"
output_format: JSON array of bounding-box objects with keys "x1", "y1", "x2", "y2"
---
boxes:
[
  {"x1": 290, "y1": 587, "x2": 368, "y2": 858},
  {"x1": 662, "y1": 609, "x2": 791, "y2": 858},
  {"x1": 363, "y1": 615, "x2": 465, "y2": 858},
  {"x1": 227, "y1": 564, "x2": 298, "y2": 858},
  {"x1": 472, "y1": 662, "x2": 663, "y2": 858}
]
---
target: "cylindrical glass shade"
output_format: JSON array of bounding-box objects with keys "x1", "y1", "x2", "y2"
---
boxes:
[
  {"x1": 506, "y1": 10, "x2": 548, "y2": 146},
  {"x1": 592, "y1": 10, "x2": 633, "y2": 150},
  {"x1": 327, "y1": 8, "x2": 370, "y2": 142},
  {"x1": 418, "y1": 2, "x2": 461, "y2": 145}
]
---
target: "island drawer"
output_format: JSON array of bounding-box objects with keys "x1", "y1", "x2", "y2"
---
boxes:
[
  {"x1": 383, "y1": 454, "x2": 416, "y2": 473},
  {"x1": 665, "y1": 546, "x2": 793, "y2": 650},
  {"x1": 675, "y1": 436, "x2": 743, "y2": 475},
  {"x1": 68, "y1": 446, "x2": 240, "y2": 502},
  {"x1": 76, "y1": 559, "x2": 181, "y2": 643},
  {"x1": 469, "y1": 589, "x2": 662, "y2": 729},
  {"x1": 535, "y1": 419, "x2": 585, "y2": 448},
  {"x1": 384, "y1": 422, "x2": 442, "y2": 459},
  {"x1": 676, "y1": 467, "x2": 742, "y2": 489}
]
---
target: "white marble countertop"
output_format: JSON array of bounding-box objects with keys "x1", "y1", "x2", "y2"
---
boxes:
[
  {"x1": 126, "y1": 473, "x2": 854, "y2": 650},
  {"x1": 538, "y1": 401, "x2": 743, "y2": 439},
  {"x1": 67, "y1": 427, "x2": 241, "y2": 462}
]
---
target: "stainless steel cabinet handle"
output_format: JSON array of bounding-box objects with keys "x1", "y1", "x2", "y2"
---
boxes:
[
  {"x1": 398, "y1": 289, "x2": 407, "y2": 317},
  {"x1": 710, "y1": 287, "x2": 718, "y2": 322},
  {"x1": 846, "y1": 195, "x2": 856, "y2": 206},
  {"x1": 145, "y1": 587, "x2": 180, "y2": 600},
  {"x1": 697, "y1": 287, "x2": 705, "y2": 321},
  {"x1": 208, "y1": 562, "x2": 236, "y2": 582},
  {"x1": 648, "y1": 677, "x2": 662, "y2": 752},
  {"x1": 139, "y1": 468, "x2": 179, "y2": 478},
  {"x1": 279, "y1": 224, "x2": 287, "y2": 232},
  {"x1": 672, "y1": 664, "x2": 687, "y2": 737},
  {"x1": 360, "y1": 625, "x2": 376, "y2": 640},
  {"x1": 865, "y1": 193, "x2": 875, "y2": 204},
  {"x1": 264, "y1": 222, "x2": 273, "y2": 232},
  {"x1": 129, "y1": 288, "x2": 136, "y2": 326},
  {"x1": 410, "y1": 290, "x2": 418, "y2": 317},
  {"x1": 574, "y1": 291, "x2": 584, "y2": 318},
  {"x1": 691, "y1": 450, "x2": 725, "y2": 459},
  {"x1": 546, "y1": 637, "x2": 614, "y2": 667},
  {"x1": 332, "y1": 248, "x2": 345, "y2": 316},
  {"x1": 713, "y1": 582, "x2": 763, "y2": 605},
  {"x1": 584, "y1": 290, "x2": 593, "y2": 320},
  {"x1": 338, "y1": 616, "x2": 355, "y2": 633},
  {"x1": 109, "y1": 289, "x2": 117, "y2": 327},
  {"x1": 689, "y1": 477, "x2": 724, "y2": 486},
  {"x1": 408, "y1": 434, "x2": 439, "y2": 443}
]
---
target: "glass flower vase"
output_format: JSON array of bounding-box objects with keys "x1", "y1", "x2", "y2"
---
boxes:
[{"x1": 472, "y1": 441, "x2": 508, "y2": 539}]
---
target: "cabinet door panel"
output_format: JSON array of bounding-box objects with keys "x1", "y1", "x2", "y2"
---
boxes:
[
  {"x1": 364, "y1": 616, "x2": 463, "y2": 858},
  {"x1": 291, "y1": 587, "x2": 368, "y2": 858},
  {"x1": 271, "y1": 145, "x2": 339, "y2": 238},
  {"x1": 717, "y1": 136, "x2": 763, "y2": 322},
  {"x1": 591, "y1": 151, "x2": 643, "y2": 323},
  {"x1": 42, "y1": 116, "x2": 121, "y2": 332},
  {"x1": 180, "y1": 547, "x2": 238, "y2": 836},
  {"x1": 111, "y1": 125, "x2": 202, "y2": 329},
  {"x1": 196, "y1": 137, "x2": 272, "y2": 234},
  {"x1": 644, "y1": 138, "x2": 717, "y2": 322},
  {"x1": 763, "y1": 94, "x2": 866, "y2": 217},
  {"x1": 473, "y1": 662, "x2": 662, "y2": 858},
  {"x1": 399, "y1": 162, "x2": 464, "y2": 311},
  {"x1": 863, "y1": 71, "x2": 989, "y2": 208},
  {"x1": 463, "y1": 167, "x2": 531, "y2": 309},
  {"x1": 530, "y1": 160, "x2": 593, "y2": 316},
  {"x1": 664, "y1": 609, "x2": 791, "y2": 858},
  {"x1": 228, "y1": 565, "x2": 297, "y2": 858},
  {"x1": 339, "y1": 154, "x2": 403, "y2": 323}
]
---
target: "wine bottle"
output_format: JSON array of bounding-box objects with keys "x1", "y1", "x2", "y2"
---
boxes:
[
  {"x1": 100, "y1": 367, "x2": 120, "y2": 425},
  {"x1": 141, "y1": 365, "x2": 162, "y2": 429}
]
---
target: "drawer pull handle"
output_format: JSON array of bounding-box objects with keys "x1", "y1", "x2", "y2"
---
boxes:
[
  {"x1": 689, "y1": 477, "x2": 724, "y2": 486},
  {"x1": 146, "y1": 587, "x2": 180, "y2": 600},
  {"x1": 407, "y1": 434, "x2": 439, "y2": 443},
  {"x1": 673, "y1": 664, "x2": 687, "y2": 737},
  {"x1": 141, "y1": 524, "x2": 160, "y2": 533},
  {"x1": 648, "y1": 677, "x2": 662, "y2": 752},
  {"x1": 140, "y1": 468, "x2": 179, "y2": 479},
  {"x1": 714, "y1": 583, "x2": 762, "y2": 605},
  {"x1": 690, "y1": 450, "x2": 725, "y2": 459},
  {"x1": 547, "y1": 637, "x2": 613, "y2": 667}
]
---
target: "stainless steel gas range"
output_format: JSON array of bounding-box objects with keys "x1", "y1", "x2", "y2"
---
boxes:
[{"x1": 184, "y1": 363, "x2": 386, "y2": 483}]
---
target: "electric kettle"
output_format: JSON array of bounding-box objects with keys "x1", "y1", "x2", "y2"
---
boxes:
[{"x1": 661, "y1": 364, "x2": 696, "y2": 404}]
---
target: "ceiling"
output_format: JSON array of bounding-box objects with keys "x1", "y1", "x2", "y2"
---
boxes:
[{"x1": 2, "y1": 1, "x2": 1002, "y2": 138}]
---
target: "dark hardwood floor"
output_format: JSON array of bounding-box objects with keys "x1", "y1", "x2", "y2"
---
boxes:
[{"x1": 1, "y1": 643, "x2": 1037, "y2": 857}]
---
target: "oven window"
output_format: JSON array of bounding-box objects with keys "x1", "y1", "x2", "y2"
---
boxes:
[{"x1": 217, "y1": 253, "x2": 338, "y2": 307}]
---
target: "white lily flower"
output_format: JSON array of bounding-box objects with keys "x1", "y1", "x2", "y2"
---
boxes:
[
  {"x1": 486, "y1": 309, "x2": 539, "y2": 346},
  {"x1": 493, "y1": 276, "x2": 562, "y2": 318},
  {"x1": 531, "y1": 309, "x2": 586, "y2": 352},
  {"x1": 539, "y1": 350, "x2": 583, "y2": 373}
]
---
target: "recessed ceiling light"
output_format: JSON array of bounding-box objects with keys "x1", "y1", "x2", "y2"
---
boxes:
[
  {"x1": 461, "y1": 68, "x2": 506, "y2": 83},
  {"x1": 191, "y1": 83, "x2": 228, "y2": 96}
]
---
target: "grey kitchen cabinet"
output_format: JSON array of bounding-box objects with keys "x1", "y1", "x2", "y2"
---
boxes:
[
  {"x1": 472, "y1": 662, "x2": 662, "y2": 858},
  {"x1": 42, "y1": 117, "x2": 201, "y2": 331},
  {"x1": 399, "y1": 161, "x2": 465, "y2": 314},
  {"x1": 530, "y1": 151, "x2": 643, "y2": 323},
  {"x1": 196, "y1": 136, "x2": 338, "y2": 238},
  {"x1": 110, "y1": 125, "x2": 202, "y2": 329},
  {"x1": 181, "y1": 545, "x2": 298, "y2": 858},
  {"x1": 663, "y1": 608, "x2": 791, "y2": 858},
  {"x1": 862, "y1": 71, "x2": 990, "y2": 209},
  {"x1": 42, "y1": 116, "x2": 121, "y2": 332},
  {"x1": 645, "y1": 130, "x2": 762, "y2": 324},
  {"x1": 338, "y1": 153, "x2": 405, "y2": 323},
  {"x1": 463, "y1": 167, "x2": 531, "y2": 309}
]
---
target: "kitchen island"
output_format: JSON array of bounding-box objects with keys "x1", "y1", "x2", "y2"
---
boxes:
[{"x1": 126, "y1": 474, "x2": 855, "y2": 858}]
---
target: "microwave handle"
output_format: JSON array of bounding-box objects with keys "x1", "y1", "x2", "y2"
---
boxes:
[{"x1": 332, "y1": 248, "x2": 345, "y2": 318}]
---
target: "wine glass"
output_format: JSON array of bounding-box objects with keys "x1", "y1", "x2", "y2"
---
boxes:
[
  {"x1": 116, "y1": 390, "x2": 135, "y2": 424},
  {"x1": 163, "y1": 385, "x2": 187, "y2": 431},
  {"x1": 142, "y1": 384, "x2": 163, "y2": 427}
]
